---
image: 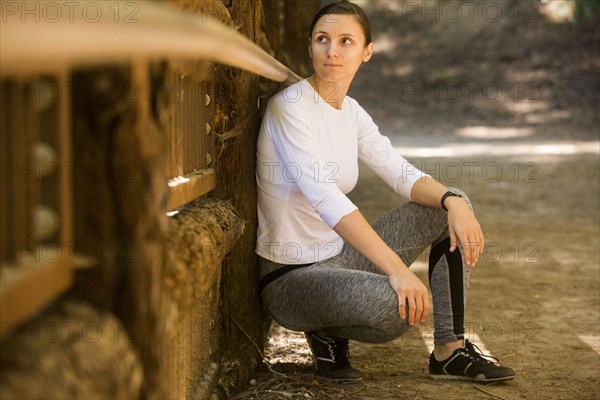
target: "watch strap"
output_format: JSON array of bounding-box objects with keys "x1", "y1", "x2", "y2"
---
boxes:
[{"x1": 441, "y1": 191, "x2": 462, "y2": 211}]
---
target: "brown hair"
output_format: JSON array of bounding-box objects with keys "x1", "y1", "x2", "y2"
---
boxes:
[{"x1": 309, "y1": 1, "x2": 372, "y2": 46}]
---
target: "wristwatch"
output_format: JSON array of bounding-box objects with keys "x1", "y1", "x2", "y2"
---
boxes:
[{"x1": 441, "y1": 191, "x2": 462, "y2": 211}]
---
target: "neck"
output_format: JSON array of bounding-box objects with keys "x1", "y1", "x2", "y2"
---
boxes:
[{"x1": 307, "y1": 75, "x2": 351, "y2": 110}]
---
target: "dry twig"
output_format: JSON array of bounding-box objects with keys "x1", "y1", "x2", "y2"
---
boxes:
[
  {"x1": 473, "y1": 384, "x2": 509, "y2": 400},
  {"x1": 231, "y1": 317, "x2": 289, "y2": 379},
  {"x1": 230, "y1": 317, "x2": 366, "y2": 399}
]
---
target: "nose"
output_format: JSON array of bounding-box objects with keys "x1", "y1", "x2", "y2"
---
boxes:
[{"x1": 326, "y1": 42, "x2": 339, "y2": 58}]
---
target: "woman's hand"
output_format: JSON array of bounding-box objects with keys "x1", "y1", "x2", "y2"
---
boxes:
[
  {"x1": 388, "y1": 268, "x2": 430, "y2": 326},
  {"x1": 333, "y1": 210, "x2": 430, "y2": 325},
  {"x1": 410, "y1": 178, "x2": 485, "y2": 267},
  {"x1": 444, "y1": 196, "x2": 485, "y2": 267}
]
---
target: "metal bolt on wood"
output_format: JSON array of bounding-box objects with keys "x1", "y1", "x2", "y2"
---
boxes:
[{"x1": 33, "y1": 80, "x2": 57, "y2": 112}]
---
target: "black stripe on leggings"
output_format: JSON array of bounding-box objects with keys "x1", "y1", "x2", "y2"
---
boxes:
[{"x1": 429, "y1": 237, "x2": 465, "y2": 338}]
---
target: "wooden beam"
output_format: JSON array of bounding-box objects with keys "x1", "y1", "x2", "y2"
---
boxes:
[
  {"x1": 0, "y1": 254, "x2": 73, "y2": 339},
  {"x1": 167, "y1": 169, "x2": 216, "y2": 211}
]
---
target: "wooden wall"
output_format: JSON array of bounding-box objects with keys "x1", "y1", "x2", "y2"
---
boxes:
[{"x1": 0, "y1": 1, "x2": 319, "y2": 398}]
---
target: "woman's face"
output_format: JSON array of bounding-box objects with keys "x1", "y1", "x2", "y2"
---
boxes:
[{"x1": 309, "y1": 14, "x2": 373, "y2": 83}]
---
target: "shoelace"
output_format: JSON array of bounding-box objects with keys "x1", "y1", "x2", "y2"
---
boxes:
[
  {"x1": 326, "y1": 336, "x2": 352, "y2": 368},
  {"x1": 464, "y1": 341, "x2": 500, "y2": 365},
  {"x1": 324, "y1": 337, "x2": 337, "y2": 362}
]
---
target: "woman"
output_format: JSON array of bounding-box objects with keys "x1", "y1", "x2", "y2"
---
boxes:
[{"x1": 256, "y1": 1, "x2": 515, "y2": 383}]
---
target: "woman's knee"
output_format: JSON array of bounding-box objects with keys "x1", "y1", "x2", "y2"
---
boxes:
[
  {"x1": 377, "y1": 318, "x2": 412, "y2": 342},
  {"x1": 364, "y1": 299, "x2": 413, "y2": 342}
]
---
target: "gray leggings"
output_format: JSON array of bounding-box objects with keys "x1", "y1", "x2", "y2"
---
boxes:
[{"x1": 259, "y1": 190, "x2": 472, "y2": 345}]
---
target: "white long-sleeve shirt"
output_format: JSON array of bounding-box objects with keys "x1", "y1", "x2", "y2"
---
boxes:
[{"x1": 256, "y1": 79, "x2": 427, "y2": 264}]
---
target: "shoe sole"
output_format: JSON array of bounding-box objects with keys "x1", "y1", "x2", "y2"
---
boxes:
[{"x1": 429, "y1": 373, "x2": 515, "y2": 382}]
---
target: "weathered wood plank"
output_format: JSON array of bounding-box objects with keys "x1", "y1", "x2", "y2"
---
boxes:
[
  {"x1": 167, "y1": 169, "x2": 216, "y2": 211},
  {"x1": 0, "y1": 257, "x2": 72, "y2": 338}
]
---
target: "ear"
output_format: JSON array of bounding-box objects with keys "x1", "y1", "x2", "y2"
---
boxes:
[
  {"x1": 362, "y1": 42, "x2": 374, "y2": 62},
  {"x1": 308, "y1": 38, "x2": 313, "y2": 58}
]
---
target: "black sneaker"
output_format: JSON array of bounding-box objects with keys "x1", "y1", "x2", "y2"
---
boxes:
[
  {"x1": 304, "y1": 331, "x2": 363, "y2": 382},
  {"x1": 429, "y1": 339, "x2": 515, "y2": 382}
]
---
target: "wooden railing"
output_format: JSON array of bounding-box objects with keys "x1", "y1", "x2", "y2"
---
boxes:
[
  {"x1": 0, "y1": 0, "x2": 300, "y2": 337},
  {"x1": 165, "y1": 68, "x2": 217, "y2": 211},
  {"x1": 1, "y1": 74, "x2": 76, "y2": 338}
]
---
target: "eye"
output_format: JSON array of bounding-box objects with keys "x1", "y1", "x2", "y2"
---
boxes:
[
  {"x1": 342, "y1": 37, "x2": 353, "y2": 45},
  {"x1": 316, "y1": 35, "x2": 328, "y2": 43}
]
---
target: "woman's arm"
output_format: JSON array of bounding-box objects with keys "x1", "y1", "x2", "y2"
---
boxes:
[
  {"x1": 332, "y1": 176, "x2": 484, "y2": 326},
  {"x1": 410, "y1": 176, "x2": 485, "y2": 267},
  {"x1": 353, "y1": 105, "x2": 483, "y2": 263},
  {"x1": 334, "y1": 210, "x2": 429, "y2": 326}
]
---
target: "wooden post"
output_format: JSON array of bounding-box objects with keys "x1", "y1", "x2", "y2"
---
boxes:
[{"x1": 121, "y1": 59, "x2": 170, "y2": 399}]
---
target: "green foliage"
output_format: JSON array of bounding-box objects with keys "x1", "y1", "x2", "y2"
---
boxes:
[{"x1": 572, "y1": 0, "x2": 599, "y2": 24}]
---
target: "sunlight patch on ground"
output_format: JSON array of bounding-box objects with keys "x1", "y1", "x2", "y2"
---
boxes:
[
  {"x1": 390, "y1": 63, "x2": 414, "y2": 77},
  {"x1": 578, "y1": 334, "x2": 600, "y2": 355},
  {"x1": 540, "y1": 0, "x2": 576, "y2": 23},
  {"x1": 457, "y1": 126, "x2": 535, "y2": 139},
  {"x1": 265, "y1": 323, "x2": 311, "y2": 365},
  {"x1": 371, "y1": 32, "x2": 397, "y2": 54},
  {"x1": 419, "y1": 326, "x2": 436, "y2": 355},
  {"x1": 396, "y1": 140, "x2": 600, "y2": 157},
  {"x1": 505, "y1": 101, "x2": 551, "y2": 114},
  {"x1": 524, "y1": 109, "x2": 572, "y2": 124}
]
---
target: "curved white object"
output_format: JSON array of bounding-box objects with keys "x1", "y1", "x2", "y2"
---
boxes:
[{"x1": 0, "y1": 0, "x2": 301, "y2": 83}]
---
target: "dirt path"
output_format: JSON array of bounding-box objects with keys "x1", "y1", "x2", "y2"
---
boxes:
[
  {"x1": 240, "y1": 148, "x2": 598, "y2": 400},
  {"x1": 347, "y1": 150, "x2": 600, "y2": 400},
  {"x1": 233, "y1": 2, "x2": 599, "y2": 399}
]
